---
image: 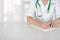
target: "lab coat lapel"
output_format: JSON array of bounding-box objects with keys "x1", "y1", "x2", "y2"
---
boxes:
[{"x1": 39, "y1": 0, "x2": 49, "y2": 14}]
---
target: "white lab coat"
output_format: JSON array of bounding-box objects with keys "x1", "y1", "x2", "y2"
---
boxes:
[{"x1": 25, "y1": 0, "x2": 60, "y2": 32}]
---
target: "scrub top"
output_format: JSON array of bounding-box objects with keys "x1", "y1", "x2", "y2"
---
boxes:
[{"x1": 25, "y1": 0, "x2": 60, "y2": 23}]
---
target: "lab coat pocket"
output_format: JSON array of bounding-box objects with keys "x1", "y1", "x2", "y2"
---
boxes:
[{"x1": 36, "y1": 7, "x2": 43, "y2": 18}]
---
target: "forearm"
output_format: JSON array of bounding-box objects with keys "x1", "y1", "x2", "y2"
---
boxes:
[
  {"x1": 54, "y1": 17, "x2": 60, "y2": 24},
  {"x1": 27, "y1": 16, "x2": 43, "y2": 27}
]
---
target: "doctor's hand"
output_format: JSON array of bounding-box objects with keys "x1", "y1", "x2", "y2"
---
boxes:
[
  {"x1": 41, "y1": 22, "x2": 50, "y2": 29},
  {"x1": 50, "y1": 18, "x2": 60, "y2": 28},
  {"x1": 50, "y1": 21, "x2": 58, "y2": 28}
]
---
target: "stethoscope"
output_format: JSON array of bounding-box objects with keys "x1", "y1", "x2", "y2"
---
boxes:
[
  {"x1": 35, "y1": 0, "x2": 51, "y2": 13},
  {"x1": 35, "y1": 0, "x2": 52, "y2": 22}
]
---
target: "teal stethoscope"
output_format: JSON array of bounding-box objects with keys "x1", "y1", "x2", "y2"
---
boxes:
[
  {"x1": 35, "y1": 0, "x2": 51, "y2": 13},
  {"x1": 35, "y1": 0, "x2": 52, "y2": 22}
]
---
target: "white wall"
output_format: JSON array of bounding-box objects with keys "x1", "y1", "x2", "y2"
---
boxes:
[
  {"x1": 0, "y1": 0, "x2": 3, "y2": 23},
  {"x1": 3, "y1": 0, "x2": 24, "y2": 23}
]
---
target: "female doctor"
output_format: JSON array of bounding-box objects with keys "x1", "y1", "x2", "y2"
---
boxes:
[{"x1": 26, "y1": 0, "x2": 60, "y2": 29}]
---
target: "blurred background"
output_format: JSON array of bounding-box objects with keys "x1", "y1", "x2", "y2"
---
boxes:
[{"x1": 0, "y1": 0, "x2": 60, "y2": 40}]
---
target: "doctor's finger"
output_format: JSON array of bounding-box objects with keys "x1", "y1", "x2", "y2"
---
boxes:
[
  {"x1": 50, "y1": 22, "x2": 54, "y2": 27},
  {"x1": 53, "y1": 23, "x2": 57, "y2": 28},
  {"x1": 52, "y1": 23, "x2": 56, "y2": 28},
  {"x1": 51, "y1": 23, "x2": 57, "y2": 28}
]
